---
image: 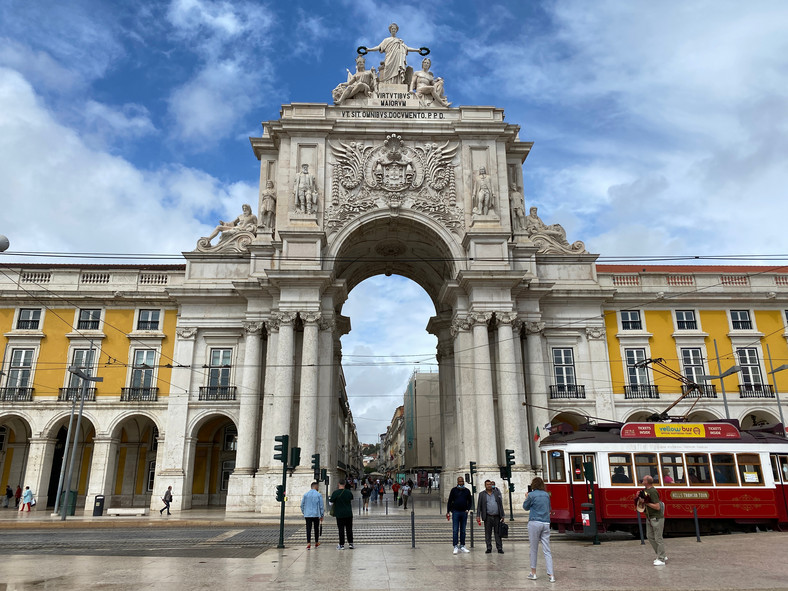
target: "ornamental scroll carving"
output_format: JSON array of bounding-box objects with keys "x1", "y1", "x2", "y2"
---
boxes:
[
  {"x1": 585, "y1": 326, "x2": 605, "y2": 340},
  {"x1": 326, "y1": 134, "x2": 462, "y2": 236},
  {"x1": 450, "y1": 315, "x2": 471, "y2": 338},
  {"x1": 272, "y1": 311, "x2": 298, "y2": 326},
  {"x1": 242, "y1": 321, "x2": 264, "y2": 336},
  {"x1": 176, "y1": 327, "x2": 198, "y2": 340}
]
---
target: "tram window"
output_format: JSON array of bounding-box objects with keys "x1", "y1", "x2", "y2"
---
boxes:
[
  {"x1": 634, "y1": 453, "x2": 660, "y2": 484},
  {"x1": 548, "y1": 451, "x2": 566, "y2": 482},
  {"x1": 609, "y1": 453, "x2": 634, "y2": 484},
  {"x1": 660, "y1": 454, "x2": 686, "y2": 484},
  {"x1": 736, "y1": 454, "x2": 764, "y2": 486},
  {"x1": 780, "y1": 456, "x2": 788, "y2": 483},
  {"x1": 770, "y1": 456, "x2": 780, "y2": 481},
  {"x1": 711, "y1": 453, "x2": 739, "y2": 485},
  {"x1": 686, "y1": 454, "x2": 712, "y2": 485}
]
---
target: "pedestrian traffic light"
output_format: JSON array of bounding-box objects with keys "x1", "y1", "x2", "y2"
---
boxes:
[
  {"x1": 273, "y1": 434, "x2": 289, "y2": 463},
  {"x1": 275, "y1": 485, "x2": 285, "y2": 502},
  {"x1": 290, "y1": 446, "x2": 301, "y2": 468},
  {"x1": 508, "y1": 482, "x2": 515, "y2": 493},
  {"x1": 320, "y1": 468, "x2": 327, "y2": 483},
  {"x1": 311, "y1": 453, "x2": 320, "y2": 479},
  {"x1": 583, "y1": 461, "x2": 595, "y2": 484},
  {"x1": 499, "y1": 466, "x2": 509, "y2": 480},
  {"x1": 505, "y1": 448, "x2": 516, "y2": 467}
]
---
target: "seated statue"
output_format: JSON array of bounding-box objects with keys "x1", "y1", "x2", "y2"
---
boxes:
[
  {"x1": 202, "y1": 204, "x2": 257, "y2": 246},
  {"x1": 410, "y1": 58, "x2": 450, "y2": 107},
  {"x1": 525, "y1": 206, "x2": 569, "y2": 245},
  {"x1": 333, "y1": 56, "x2": 378, "y2": 105}
]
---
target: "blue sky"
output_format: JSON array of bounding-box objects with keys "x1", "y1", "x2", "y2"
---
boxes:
[{"x1": 2, "y1": 1, "x2": 788, "y2": 441}]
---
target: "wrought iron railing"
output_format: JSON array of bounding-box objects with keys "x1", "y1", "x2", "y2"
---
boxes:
[
  {"x1": 121, "y1": 387, "x2": 159, "y2": 401},
  {"x1": 681, "y1": 384, "x2": 717, "y2": 398},
  {"x1": 0, "y1": 387, "x2": 33, "y2": 401},
  {"x1": 549, "y1": 384, "x2": 586, "y2": 399},
  {"x1": 199, "y1": 386, "x2": 237, "y2": 401},
  {"x1": 738, "y1": 384, "x2": 774, "y2": 398},
  {"x1": 624, "y1": 384, "x2": 660, "y2": 399},
  {"x1": 58, "y1": 387, "x2": 97, "y2": 401}
]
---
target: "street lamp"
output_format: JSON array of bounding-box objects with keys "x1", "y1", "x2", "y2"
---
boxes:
[
  {"x1": 701, "y1": 342, "x2": 742, "y2": 420},
  {"x1": 766, "y1": 344, "x2": 787, "y2": 432}
]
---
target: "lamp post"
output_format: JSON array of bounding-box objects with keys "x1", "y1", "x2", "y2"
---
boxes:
[
  {"x1": 702, "y1": 340, "x2": 742, "y2": 420},
  {"x1": 766, "y1": 344, "x2": 787, "y2": 432},
  {"x1": 59, "y1": 365, "x2": 102, "y2": 520}
]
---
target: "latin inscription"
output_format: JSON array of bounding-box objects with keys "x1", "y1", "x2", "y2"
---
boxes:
[{"x1": 340, "y1": 110, "x2": 446, "y2": 119}]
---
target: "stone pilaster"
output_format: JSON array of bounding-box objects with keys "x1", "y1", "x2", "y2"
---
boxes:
[
  {"x1": 85, "y1": 436, "x2": 119, "y2": 510},
  {"x1": 451, "y1": 315, "x2": 474, "y2": 472},
  {"x1": 297, "y1": 312, "x2": 320, "y2": 458},
  {"x1": 524, "y1": 320, "x2": 547, "y2": 470}
]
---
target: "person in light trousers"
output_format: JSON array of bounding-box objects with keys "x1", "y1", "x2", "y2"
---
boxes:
[{"x1": 523, "y1": 477, "x2": 555, "y2": 583}]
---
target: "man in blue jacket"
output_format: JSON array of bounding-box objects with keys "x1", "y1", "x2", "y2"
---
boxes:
[
  {"x1": 446, "y1": 476, "x2": 473, "y2": 554},
  {"x1": 300, "y1": 481, "x2": 324, "y2": 549}
]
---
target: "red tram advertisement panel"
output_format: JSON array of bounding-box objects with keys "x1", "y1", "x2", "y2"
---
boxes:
[{"x1": 540, "y1": 421, "x2": 788, "y2": 534}]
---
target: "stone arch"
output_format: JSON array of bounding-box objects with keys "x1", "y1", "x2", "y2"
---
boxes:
[
  {"x1": 550, "y1": 410, "x2": 589, "y2": 430},
  {"x1": 42, "y1": 411, "x2": 101, "y2": 440},
  {"x1": 107, "y1": 413, "x2": 163, "y2": 507},
  {"x1": 686, "y1": 409, "x2": 721, "y2": 422},
  {"x1": 0, "y1": 413, "x2": 33, "y2": 495},
  {"x1": 739, "y1": 408, "x2": 780, "y2": 429},
  {"x1": 188, "y1": 412, "x2": 238, "y2": 507},
  {"x1": 40, "y1": 415, "x2": 97, "y2": 508},
  {"x1": 107, "y1": 410, "x2": 162, "y2": 440},
  {"x1": 625, "y1": 410, "x2": 658, "y2": 423}
]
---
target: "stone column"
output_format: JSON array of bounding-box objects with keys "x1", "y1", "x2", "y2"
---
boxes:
[
  {"x1": 471, "y1": 312, "x2": 497, "y2": 468},
  {"x1": 84, "y1": 436, "x2": 119, "y2": 510},
  {"x1": 258, "y1": 319, "x2": 279, "y2": 473},
  {"x1": 496, "y1": 313, "x2": 526, "y2": 490},
  {"x1": 24, "y1": 436, "x2": 55, "y2": 508},
  {"x1": 316, "y1": 317, "x2": 336, "y2": 462},
  {"x1": 525, "y1": 321, "x2": 548, "y2": 470},
  {"x1": 451, "y1": 315, "x2": 474, "y2": 473},
  {"x1": 297, "y1": 312, "x2": 320, "y2": 458},
  {"x1": 235, "y1": 321, "x2": 264, "y2": 473}
]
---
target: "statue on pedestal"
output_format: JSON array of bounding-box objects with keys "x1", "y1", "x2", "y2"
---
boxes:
[
  {"x1": 364, "y1": 23, "x2": 423, "y2": 85},
  {"x1": 411, "y1": 58, "x2": 450, "y2": 107},
  {"x1": 259, "y1": 180, "x2": 276, "y2": 230},
  {"x1": 524, "y1": 206, "x2": 587, "y2": 254},
  {"x1": 509, "y1": 183, "x2": 526, "y2": 231},
  {"x1": 472, "y1": 167, "x2": 494, "y2": 216},
  {"x1": 293, "y1": 163, "x2": 318, "y2": 214},
  {"x1": 196, "y1": 204, "x2": 257, "y2": 252},
  {"x1": 333, "y1": 56, "x2": 378, "y2": 105}
]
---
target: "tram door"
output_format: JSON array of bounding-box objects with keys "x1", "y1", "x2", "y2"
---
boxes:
[
  {"x1": 569, "y1": 454, "x2": 596, "y2": 525},
  {"x1": 772, "y1": 455, "x2": 788, "y2": 523}
]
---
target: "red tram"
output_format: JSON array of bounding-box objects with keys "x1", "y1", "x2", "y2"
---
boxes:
[{"x1": 540, "y1": 421, "x2": 788, "y2": 533}]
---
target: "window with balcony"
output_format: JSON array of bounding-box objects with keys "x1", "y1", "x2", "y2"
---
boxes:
[
  {"x1": 137, "y1": 309, "x2": 160, "y2": 331},
  {"x1": 624, "y1": 348, "x2": 657, "y2": 398},
  {"x1": 16, "y1": 308, "x2": 41, "y2": 330},
  {"x1": 736, "y1": 347, "x2": 771, "y2": 397},
  {"x1": 60, "y1": 348, "x2": 97, "y2": 401},
  {"x1": 122, "y1": 349, "x2": 158, "y2": 401},
  {"x1": 199, "y1": 348, "x2": 236, "y2": 400},
  {"x1": 730, "y1": 310, "x2": 752, "y2": 330},
  {"x1": 620, "y1": 310, "x2": 642, "y2": 330},
  {"x1": 2, "y1": 348, "x2": 34, "y2": 400},
  {"x1": 675, "y1": 310, "x2": 697, "y2": 330},
  {"x1": 77, "y1": 309, "x2": 101, "y2": 330},
  {"x1": 550, "y1": 348, "x2": 584, "y2": 398}
]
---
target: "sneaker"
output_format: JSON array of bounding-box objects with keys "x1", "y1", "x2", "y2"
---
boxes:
[
  {"x1": 653, "y1": 559, "x2": 665, "y2": 566},
  {"x1": 527, "y1": 573, "x2": 537, "y2": 580},
  {"x1": 336, "y1": 545, "x2": 345, "y2": 550},
  {"x1": 460, "y1": 546, "x2": 470, "y2": 553},
  {"x1": 306, "y1": 544, "x2": 311, "y2": 550},
  {"x1": 315, "y1": 542, "x2": 320, "y2": 547},
  {"x1": 348, "y1": 544, "x2": 355, "y2": 549},
  {"x1": 549, "y1": 575, "x2": 556, "y2": 583},
  {"x1": 453, "y1": 546, "x2": 459, "y2": 555}
]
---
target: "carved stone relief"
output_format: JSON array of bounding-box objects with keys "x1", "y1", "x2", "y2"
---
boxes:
[
  {"x1": 327, "y1": 134, "x2": 462, "y2": 235},
  {"x1": 196, "y1": 204, "x2": 258, "y2": 253},
  {"x1": 450, "y1": 315, "x2": 471, "y2": 338},
  {"x1": 259, "y1": 180, "x2": 277, "y2": 231},
  {"x1": 524, "y1": 321, "x2": 546, "y2": 335},
  {"x1": 585, "y1": 326, "x2": 605, "y2": 340},
  {"x1": 524, "y1": 206, "x2": 587, "y2": 255},
  {"x1": 176, "y1": 327, "x2": 198, "y2": 340},
  {"x1": 242, "y1": 321, "x2": 264, "y2": 336}
]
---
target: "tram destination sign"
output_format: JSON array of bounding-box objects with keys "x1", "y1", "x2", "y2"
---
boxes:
[{"x1": 621, "y1": 422, "x2": 741, "y2": 439}]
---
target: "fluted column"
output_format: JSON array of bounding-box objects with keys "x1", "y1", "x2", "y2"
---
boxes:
[
  {"x1": 316, "y1": 317, "x2": 336, "y2": 464},
  {"x1": 497, "y1": 313, "x2": 525, "y2": 469},
  {"x1": 297, "y1": 312, "x2": 320, "y2": 458},
  {"x1": 452, "y1": 315, "x2": 474, "y2": 470},
  {"x1": 470, "y1": 312, "x2": 497, "y2": 467},
  {"x1": 235, "y1": 321, "x2": 264, "y2": 474},
  {"x1": 272, "y1": 312, "x2": 297, "y2": 441},
  {"x1": 525, "y1": 321, "x2": 547, "y2": 470},
  {"x1": 258, "y1": 319, "x2": 279, "y2": 472}
]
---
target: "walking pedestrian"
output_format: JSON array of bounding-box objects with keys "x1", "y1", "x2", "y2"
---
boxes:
[
  {"x1": 160, "y1": 485, "x2": 173, "y2": 515},
  {"x1": 300, "y1": 481, "x2": 324, "y2": 549},
  {"x1": 477, "y1": 479, "x2": 505, "y2": 554},
  {"x1": 392, "y1": 481, "x2": 400, "y2": 502},
  {"x1": 329, "y1": 479, "x2": 355, "y2": 549},
  {"x1": 4, "y1": 485, "x2": 12, "y2": 508},
  {"x1": 446, "y1": 476, "x2": 473, "y2": 554},
  {"x1": 428, "y1": 476, "x2": 433, "y2": 494},
  {"x1": 19, "y1": 486, "x2": 33, "y2": 512},
  {"x1": 14, "y1": 485, "x2": 21, "y2": 508},
  {"x1": 361, "y1": 483, "x2": 371, "y2": 511},
  {"x1": 401, "y1": 481, "x2": 411, "y2": 509},
  {"x1": 523, "y1": 477, "x2": 554, "y2": 582},
  {"x1": 637, "y1": 474, "x2": 667, "y2": 566},
  {"x1": 371, "y1": 479, "x2": 378, "y2": 503}
]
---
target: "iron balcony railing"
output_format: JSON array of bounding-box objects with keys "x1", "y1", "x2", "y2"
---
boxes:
[
  {"x1": 199, "y1": 386, "x2": 237, "y2": 401},
  {"x1": 624, "y1": 384, "x2": 660, "y2": 399},
  {"x1": 549, "y1": 384, "x2": 586, "y2": 399},
  {"x1": 58, "y1": 387, "x2": 97, "y2": 402},
  {"x1": 0, "y1": 387, "x2": 34, "y2": 401},
  {"x1": 121, "y1": 387, "x2": 159, "y2": 402},
  {"x1": 738, "y1": 384, "x2": 774, "y2": 398},
  {"x1": 16, "y1": 320, "x2": 40, "y2": 330},
  {"x1": 136, "y1": 321, "x2": 159, "y2": 331},
  {"x1": 681, "y1": 384, "x2": 717, "y2": 398}
]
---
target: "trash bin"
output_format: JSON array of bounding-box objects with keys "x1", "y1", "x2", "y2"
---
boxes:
[
  {"x1": 93, "y1": 495, "x2": 105, "y2": 516},
  {"x1": 60, "y1": 490, "x2": 77, "y2": 516},
  {"x1": 581, "y1": 502, "x2": 597, "y2": 535}
]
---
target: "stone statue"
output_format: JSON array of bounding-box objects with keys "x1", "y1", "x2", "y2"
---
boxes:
[
  {"x1": 333, "y1": 55, "x2": 378, "y2": 105},
  {"x1": 293, "y1": 163, "x2": 317, "y2": 214},
  {"x1": 197, "y1": 204, "x2": 257, "y2": 251},
  {"x1": 509, "y1": 183, "x2": 526, "y2": 230},
  {"x1": 523, "y1": 206, "x2": 587, "y2": 254},
  {"x1": 410, "y1": 58, "x2": 450, "y2": 107},
  {"x1": 365, "y1": 23, "x2": 420, "y2": 85},
  {"x1": 259, "y1": 180, "x2": 276, "y2": 230},
  {"x1": 472, "y1": 167, "x2": 494, "y2": 216}
]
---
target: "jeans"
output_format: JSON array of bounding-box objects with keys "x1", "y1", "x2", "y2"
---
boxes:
[
  {"x1": 336, "y1": 516, "x2": 353, "y2": 546},
  {"x1": 528, "y1": 521, "x2": 553, "y2": 575},
  {"x1": 484, "y1": 514, "x2": 503, "y2": 550},
  {"x1": 305, "y1": 517, "x2": 320, "y2": 543},
  {"x1": 452, "y1": 511, "x2": 468, "y2": 547},
  {"x1": 646, "y1": 517, "x2": 666, "y2": 561}
]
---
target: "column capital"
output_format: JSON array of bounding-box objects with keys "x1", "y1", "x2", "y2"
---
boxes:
[
  {"x1": 436, "y1": 341, "x2": 454, "y2": 362},
  {"x1": 318, "y1": 316, "x2": 335, "y2": 332},
  {"x1": 469, "y1": 311, "x2": 493, "y2": 327},
  {"x1": 301, "y1": 311, "x2": 322, "y2": 325},
  {"x1": 495, "y1": 311, "x2": 518, "y2": 326},
  {"x1": 272, "y1": 311, "x2": 298, "y2": 327},
  {"x1": 450, "y1": 314, "x2": 471, "y2": 337},
  {"x1": 176, "y1": 326, "x2": 198, "y2": 340},
  {"x1": 524, "y1": 321, "x2": 545, "y2": 335},
  {"x1": 242, "y1": 321, "x2": 265, "y2": 336}
]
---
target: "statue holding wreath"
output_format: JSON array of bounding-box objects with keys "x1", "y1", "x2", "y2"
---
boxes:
[{"x1": 359, "y1": 23, "x2": 429, "y2": 86}]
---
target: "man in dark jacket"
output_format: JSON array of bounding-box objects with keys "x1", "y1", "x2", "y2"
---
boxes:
[
  {"x1": 446, "y1": 476, "x2": 473, "y2": 554},
  {"x1": 476, "y1": 479, "x2": 505, "y2": 554}
]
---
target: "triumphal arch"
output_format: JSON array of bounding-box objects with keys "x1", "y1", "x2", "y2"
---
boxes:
[{"x1": 172, "y1": 25, "x2": 611, "y2": 513}]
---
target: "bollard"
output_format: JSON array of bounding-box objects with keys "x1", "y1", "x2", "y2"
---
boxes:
[
  {"x1": 636, "y1": 509, "x2": 645, "y2": 545},
  {"x1": 411, "y1": 508, "x2": 416, "y2": 548},
  {"x1": 693, "y1": 506, "x2": 701, "y2": 542}
]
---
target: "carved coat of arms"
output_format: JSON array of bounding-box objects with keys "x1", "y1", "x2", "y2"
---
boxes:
[{"x1": 327, "y1": 134, "x2": 462, "y2": 234}]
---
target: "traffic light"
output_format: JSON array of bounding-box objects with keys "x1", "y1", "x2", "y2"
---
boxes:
[
  {"x1": 583, "y1": 461, "x2": 595, "y2": 484},
  {"x1": 311, "y1": 453, "x2": 320, "y2": 479},
  {"x1": 505, "y1": 449, "x2": 516, "y2": 468},
  {"x1": 290, "y1": 446, "x2": 301, "y2": 468},
  {"x1": 275, "y1": 485, "x2": 285, "y2": 502},
  {"x1": 499, "y1": 466, "x2": 509, "y2": 480},
  {"x1": 469, "y1": 461, "x2": 477, "y2": 484},
  {"x1": 273, "y1": 434, "x2": 289, "y2": 463},
  {"x1": 320, "y1": 468, "x2": 327, "y2": 483},
  {"x1": 508, "y1": 482, "x2": 515, "y2": 493}
]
